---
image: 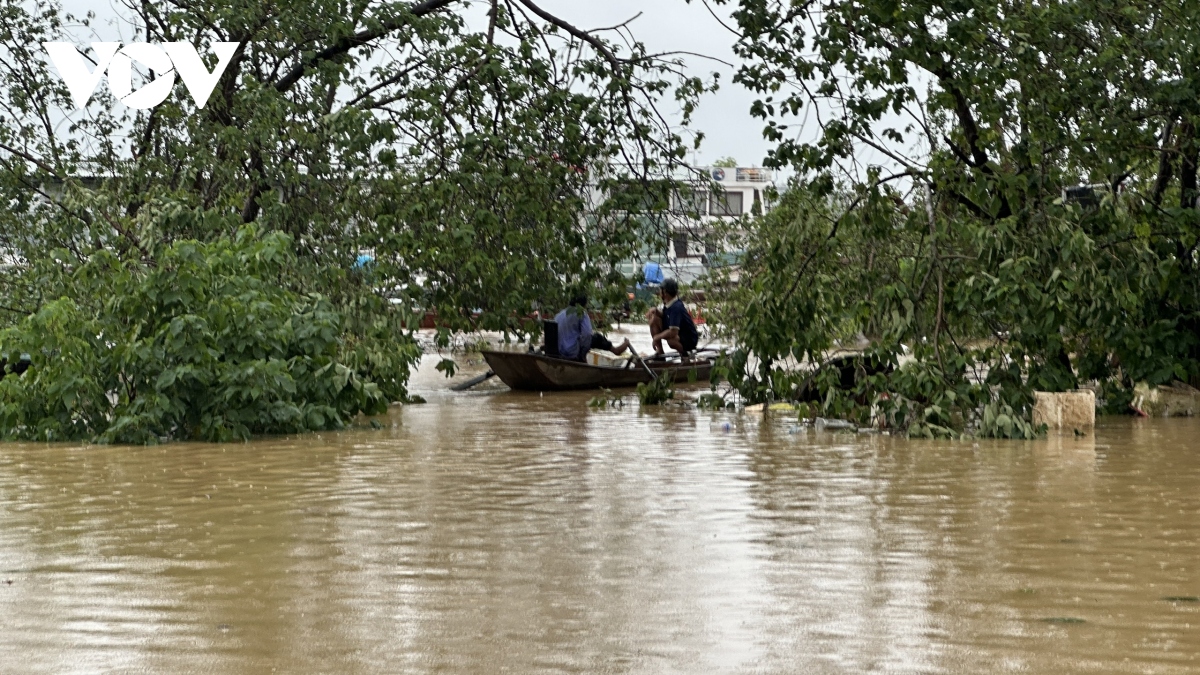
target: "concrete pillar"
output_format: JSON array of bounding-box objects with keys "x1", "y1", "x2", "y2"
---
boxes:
[{"x1": 1032, "y1": 390, "x2": 1096, "y2": 432}]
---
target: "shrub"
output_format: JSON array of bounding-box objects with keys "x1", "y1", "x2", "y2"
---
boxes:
[{"x1": 0, "y1": 228, "x2": 408, "y2": 443}]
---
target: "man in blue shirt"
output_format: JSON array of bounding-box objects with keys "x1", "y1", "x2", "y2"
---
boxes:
[
  {"x1": 646, "y1": 278, "x2": 699, "y2": 355},
  {"x1": 554, "y1": 294, "x2": 632, "y2": 361}
]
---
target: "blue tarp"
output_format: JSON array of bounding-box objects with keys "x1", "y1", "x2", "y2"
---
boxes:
[{"x1": 642, "y1": 261, "x2": 664, "y2": 284}]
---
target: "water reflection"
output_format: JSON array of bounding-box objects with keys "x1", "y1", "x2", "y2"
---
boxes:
[{"x1": 2, "y1": 381, "x2": 1200, "y2": 673}]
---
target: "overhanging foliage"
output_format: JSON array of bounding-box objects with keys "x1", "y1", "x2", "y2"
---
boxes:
[
  {"x1": 707, "y1": 0, "x2": 1200, "y2": 436},
  {"x1": 0, "y1": 0, "x2": 709, "y2": 440}
]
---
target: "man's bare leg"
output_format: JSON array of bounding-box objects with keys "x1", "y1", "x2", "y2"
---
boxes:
[{"x1": 647, "y1": 309, "x2": 666, "y2": 353}]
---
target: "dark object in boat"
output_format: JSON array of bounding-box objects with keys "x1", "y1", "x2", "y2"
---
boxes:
[
  {"x1": 542, "y1": 319, "x2": 560, "y2": 357},
  {"x1": 480, "y1": 349, "x2": 715, "y2": 391}
]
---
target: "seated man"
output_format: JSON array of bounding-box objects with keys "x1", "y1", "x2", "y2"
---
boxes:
[
  {"x1": 645, "y1": 278, "x2": 699, "y2": 355},
  {"x1": 554, "y1": 294, "x2": 632, "y2": 361}
]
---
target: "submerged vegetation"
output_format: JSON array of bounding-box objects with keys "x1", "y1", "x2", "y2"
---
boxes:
[
  {"x1": 1, "y1": 0, "x2": 1196, "y2": 440},
  {"x1": 0, "y1": 228, "x2": 402, "y2": 442},
  {"x1": 635, "y1": 374, "x2": 675, "y2": 406},
  {"x1": 706, "y1": 0, "x2": 1200, "y2": 437},
  {"x1": 0, "y1": 0, "x2": 707, "y2": 441}
]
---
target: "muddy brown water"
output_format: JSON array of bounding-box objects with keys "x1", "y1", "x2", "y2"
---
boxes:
[{"x1": 2, "y1": 356, "x2": 1200, "y2": 673}]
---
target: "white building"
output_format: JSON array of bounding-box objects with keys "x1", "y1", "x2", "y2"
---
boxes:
[{"x1": 614, "y1": 166, "x2": 773, "y2": 285}]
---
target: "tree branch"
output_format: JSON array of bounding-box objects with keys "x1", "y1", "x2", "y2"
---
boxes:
[
  {"x1": 512, "y1": 0, "x2": 625, "y2": 72},
  {"x1": 777, "y1": 170, "x2": 917, "y2": 306},
  {"x1": 273, "y1": 0, "x2": 459, "y2": 94},
  {"x1": 1152, "y1": 117, "x2": 1176, "y2": 209}
]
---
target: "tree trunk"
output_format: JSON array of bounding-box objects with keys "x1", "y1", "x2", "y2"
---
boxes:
[{"x1": 1180, "y1": 119, "x2": 1198, "y2": 210}]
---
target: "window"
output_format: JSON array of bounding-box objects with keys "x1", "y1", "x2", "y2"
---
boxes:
[
  {"x1": 671, "y1": 189, "x2": 708, "y2": 215},
  {"x1": 709, "y1": 191, "x2": 744, "y2": 216},
  {"x1": 672, "y1": 233, "x2": 690, "y2": 258}
]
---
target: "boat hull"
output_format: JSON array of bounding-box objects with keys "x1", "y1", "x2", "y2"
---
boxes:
[{"x1": 480, "y1": 350, "x2": 713, "y2": 391}]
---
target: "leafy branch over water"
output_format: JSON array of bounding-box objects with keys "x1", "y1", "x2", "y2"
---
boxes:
[
  {"x1": 704, "y1": 0, "x2": 1200, "y2": 437},
  {"x1": 0, "y1": 0, "x2": 707, "y2": 441},
  {"x1": 0, "y1": 228, "x2": 403, "y2": 443}
]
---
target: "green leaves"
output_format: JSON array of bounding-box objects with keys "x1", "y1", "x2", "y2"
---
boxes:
[
  {"x1": 0, "y1": 299, "x2": 109, "y2": 442},
  {"x1": 978, "y1": 400, "x2": 1042, "y2": 440},
  {"x1": 706, "y1": 0, "x2": 1200, "y2": 433},
  {"x1": 636, "y1": 374, "x2": 675, "y2": 406},
  {"x1": 435, "y1": 358, "x2": 457, "y2": 378},
  {"x1": 0, "y1": 0, "x2": 700, "y2": 438},
  {"x1": 0, "y1": 227, "x2": 406, "y2": 443}
]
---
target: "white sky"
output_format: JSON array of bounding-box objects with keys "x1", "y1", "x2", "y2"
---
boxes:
[
  {"x1": 56, "y1": 0, "x2": 777, "y2": 170},
  {"x1": 536, "y1": 0, "x2": 771, "y2": 168}
]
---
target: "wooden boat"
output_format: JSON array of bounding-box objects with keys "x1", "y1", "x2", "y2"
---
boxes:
[{"x1": 480, "y1": 349, "x2": 715, "y2": 391}]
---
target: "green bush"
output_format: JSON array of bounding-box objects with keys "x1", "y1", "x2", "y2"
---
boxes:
[
  {"x1": 636, "y1": 374, "x2": 675, "y2": 405},
  {"x1": 0, "y1": 228, "x2": 407, "y2": 443}
]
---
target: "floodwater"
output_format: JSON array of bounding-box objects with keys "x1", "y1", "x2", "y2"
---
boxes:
[{"x1": 2, "y1": 357, "x2": 1200, "y2": 673}]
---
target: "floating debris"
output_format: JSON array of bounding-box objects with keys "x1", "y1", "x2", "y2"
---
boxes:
[
  {"x1": 1162, "y1": 596, "x2": 1200, "y2": 603},
  {"x1": 744, "y1": 402, "x2": 798, "y2": 414},
  {"x1": 814, "y1": 417, "x2": 856, "y2": 431},
  {"x1": 1040, "y1": 617, "x2": 1086, "y2": 624}
]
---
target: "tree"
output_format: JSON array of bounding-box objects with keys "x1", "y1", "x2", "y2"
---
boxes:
[
  {"x1": 0, "y1": 0, "x2": 710, "y2": 440},
  {"x1": 708, "y1": 0, "x2": 1200, "y2": 435},
  {"x1": 0, "y1": 228, "x2": 393, "y2": 443}
]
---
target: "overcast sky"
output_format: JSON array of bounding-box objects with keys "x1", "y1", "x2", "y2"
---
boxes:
[
  {"x1": 55, "y1": 0, "x2": 775, "y2": 171},
  {"x1": 536, "y1": 0, "x2": 771, "y2": 169}
]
